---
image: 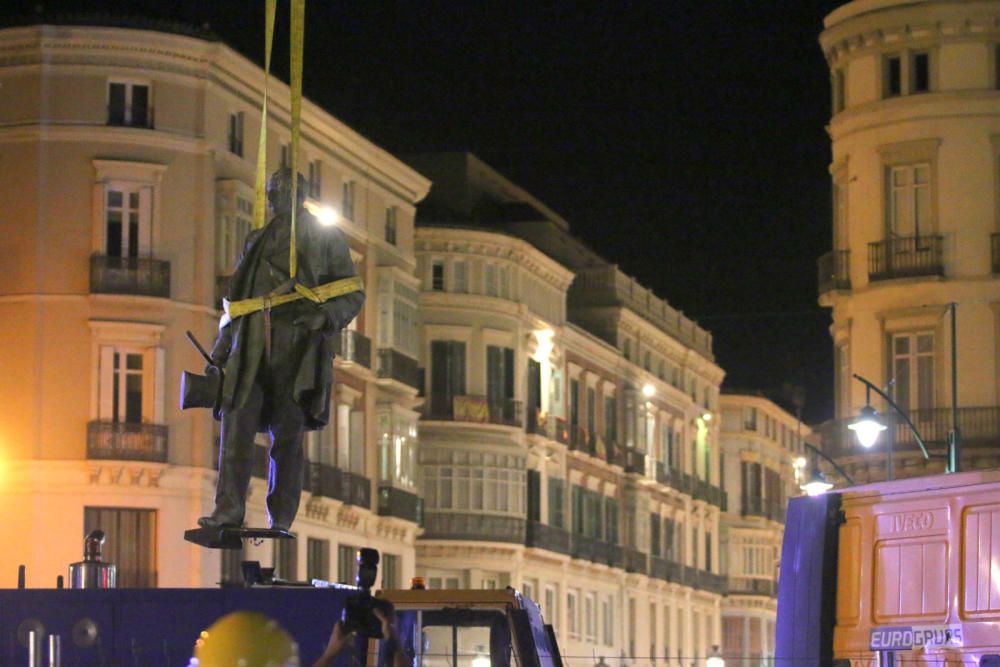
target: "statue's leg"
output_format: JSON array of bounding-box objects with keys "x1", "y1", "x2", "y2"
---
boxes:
[
  {"x1": 200, "y1": 380, "x2": 264, "y2": 527},
  {"x1": 266, "y1": 390, "x2": 306, "y2": 530}
]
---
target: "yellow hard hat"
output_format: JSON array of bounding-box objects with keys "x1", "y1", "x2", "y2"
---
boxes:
[{"x1": 191, "y1": 611, "x2": 299, "y2": 666}]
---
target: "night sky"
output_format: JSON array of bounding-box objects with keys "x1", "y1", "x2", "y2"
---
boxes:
[{"x1": 12, "y1": 1, "x2": 847, "y2": 423}]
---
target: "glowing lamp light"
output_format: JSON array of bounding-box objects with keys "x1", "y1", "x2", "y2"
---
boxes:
[
  {"x1": 304, "y1": 201, "x2": 339, "y2": 226},
  {"x1": 847, "y1": 405, "x2": 886, "y2": 448},
  {"x1": 472, "y1": 647, "x2": 490, "y2": 667},
  {"x1": 701, "y1": 412, "x2": 712, "y2": 422},
  {"x1": 532, "y1": 329, "x2": 555, "y2": 364},
  {"x1": 793, "y1": 456, "x2": 807, "y2": 469},
  {"x1": 706, "y1": 645, "x2": 725, "y2": 667},
  {"x1": 642, "y1": 383, "x2": 655, "y2": 398},
  {"x1": 801, "y1": 468, "x2": 834, "y2": 496}
]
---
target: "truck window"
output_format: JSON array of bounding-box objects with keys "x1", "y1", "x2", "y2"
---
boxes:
[{"x1": 390, "y1": 609, "x2": 515, "y2": 667}]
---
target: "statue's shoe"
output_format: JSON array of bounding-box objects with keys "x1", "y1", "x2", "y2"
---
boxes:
[{"x1": 197, "y1": 515, "x2": 242, "y2": 529}]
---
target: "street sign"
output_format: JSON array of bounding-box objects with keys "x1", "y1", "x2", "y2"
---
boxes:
[{"x1": 869, "y1": 625, "x2": 964, "y2": 651}]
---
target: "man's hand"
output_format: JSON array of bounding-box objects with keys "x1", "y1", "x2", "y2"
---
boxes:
[{"x1": 294, "y1": 308, "x2": 329, "y2": 331}]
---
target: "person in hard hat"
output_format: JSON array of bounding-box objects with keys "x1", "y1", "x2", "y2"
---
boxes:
[
  {"x1": 191, "y1": 610, "x2": 298, "y2": 666},
  {"x1": 312, "y1": 607, "x2": 405, "y2": 667}
]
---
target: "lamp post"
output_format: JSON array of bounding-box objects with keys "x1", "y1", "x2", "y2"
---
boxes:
[{"x1": 801, "y1": 441, "x2": 855, "y2": 494}]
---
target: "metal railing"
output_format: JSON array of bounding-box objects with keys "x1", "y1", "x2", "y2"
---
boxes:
[
  {"x1": 376, "y1": 349, "x2": 421, "y2": 389},
  {"x1": 818, "y1": 249, "x2": 851, "y2": 294},
  {"x1": 424, "y1": 395, "x2": 523, "y2": 427},
  {"x1": 820, "y1": 406, "x2": 1000, "y2": 459},
  {"x1": 728, "y1": 577, "x2": 778, "y2": 597},
  {"x1": 742, "y1": 496, "x2": 785, "y2": 522},
  {"x1": 527, "y1": 414, "x2": 570, "y2": 443},
  {"x1": 377, "y1": 485, "x2": 420, "y2": 522},
  {"x1": 568, "y1": 425, "x2": 595, "y2": 455},
  {"x1": 87, "y1": 420, "x2": 168, "y2": 463},
  {"x1": 868, "y1": 235, "x2": 943, "y2": 281},
  {"x1": 421, "y1": 513, "x2": 525, "y2": 543},
  {"x1": 624, "y1": 449, "x2": 646, "y2": 475},
  {"x1": 624, "y1": 548, "x2": 648, "y2": 575},
  {"x1": 525, "y1": 521, "x2": 571, "y2": 555},
  {"x1": 90, "y1": 255, "x2": 170, "y2": 298},
  {"x1": 333, "y1": 330, "x2": 372, "y2": 368},
  {"x1": 569, "y1": 534, "x2": 622, "y2": 568}
]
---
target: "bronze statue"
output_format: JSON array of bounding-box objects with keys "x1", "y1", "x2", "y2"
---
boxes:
[{"x1": 198, "y1": 168, "x2": 364, "y2": 532}]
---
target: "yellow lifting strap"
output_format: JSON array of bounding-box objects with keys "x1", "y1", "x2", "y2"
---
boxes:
[
  {"x1": 289, "y1": 0, "x2": 305, "y2": 280},
  {"x1": 220, "y1": 275, "x2": 364, "y2": 328},
  {"x1": 252, "y1": 0, "x2": 277, "y2": 231}
]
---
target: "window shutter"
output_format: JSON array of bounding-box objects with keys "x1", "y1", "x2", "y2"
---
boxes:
[
  {"x1": 138, "y1": 186, "x2": 153, "y2": 256},
  {"x1": 98, "y1": 346, "x2": 115, "y2": 420}
]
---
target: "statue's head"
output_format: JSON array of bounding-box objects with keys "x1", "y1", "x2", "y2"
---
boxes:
[{"x1": 267, "y1": 168, "x2": 308, "y2": 214}]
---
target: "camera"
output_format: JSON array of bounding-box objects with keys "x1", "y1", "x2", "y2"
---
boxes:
[{"x1": 341, "y1": 548, "x2": 394, "y2": 638}]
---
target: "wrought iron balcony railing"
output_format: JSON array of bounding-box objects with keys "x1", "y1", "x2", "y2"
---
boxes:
[
  {"x1": 820, "y1": 406, "x2": 1000, "y2": 459},
  {"x1": 424, "y1": 395, "x2": 523, "y2": 427},
  {"x1": 868, "y1": 235, "x2": 943, "y2": 281},
  {"x1": 376, "y1": 349, "x2": 421, "y2": 389},
  {"x1": 741, "y1": 496, "x2": 785, "y2": 522},
  {"x1": 377, "y1": 485, "x2": 420, "y2": 522},
  {"x1": 333, "y1": 330, "x2": 372, "y2": 368},
  {"x1": 421, "y1": 513, "x2": 525, "y2": 543},
  {"x1": 90, "y1": 254, "x2": 170, "y2": 298},
  {"x1": 527, "y1": 414, "x2": 569, "y2": 443},
  {"x1": 304, "y1": 463, "x2": 371, "y2": 509},
  {"x1": 525, "y1": 520, "x2": 571, "y2": 555},
  {"x1": 624, "y1": 548, "x2": 648, "y2": 575},
  {"x1": 818, "y1": 249, "x2": 851, "y2": 295},
  {"x1": 728, "y1": 576, "x2": 778, "y2": 597},
  {"x1": 624, "y1": 449, "x2": 646, "y2": 475},
  {"x1": 87, "y1": 420, "x2": 168, "y2": 463}
]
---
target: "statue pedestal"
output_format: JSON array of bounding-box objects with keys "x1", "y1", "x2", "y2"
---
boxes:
[{"x1": 184, "y1": 526, "x2": 294, "y2": 549}]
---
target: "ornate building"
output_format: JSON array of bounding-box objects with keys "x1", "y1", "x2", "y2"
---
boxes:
[
  {"x1": 718, "y1": 393, "x2": 807, "y2": 664},
  {"x1": 818, "y1": 0, "x2": 1000, "y2": 482},
  {"x1": 0, "y1": 19, "x2": 429, "y2": 587},
  {"x1": 405, "y1": 153, "x2": 727, "y2": 662}
]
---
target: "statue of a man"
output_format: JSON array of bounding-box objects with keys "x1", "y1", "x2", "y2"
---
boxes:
[{"x1": 199, "y1": 168, "x2": 364, "y2": 531}]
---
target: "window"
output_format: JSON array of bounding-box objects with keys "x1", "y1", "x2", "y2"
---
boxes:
[
  {"x1": 836, "y1": 342, "x2": 850, "y2": 419},
  {"x1": 453, "y1": 260, "x2": 467, "y2": 292},
  {"x1": 602, "y1": 597, "x2": 614, "y2": 646},
  {"x1": 308, "y1": 161, "x2": 322, "y2": 199},
  {"x1": 431, "y1": 261, "x2": 445, "y2": 291},
  {"x1": 385, "y1": 207, "x2": 397, "y2": 245},
  {"x1": 604, "y1": 497, "x2": 618, "y2": 544},
  {"x1": 644, "y1": 351, "x2": 651, "y2": 371},
  {"x1": 499, "y1": 265, "x2": 511, "y2": 298},
  {"x1": 623, "y1": 339, "x2": 632, "y2": 360},
  {"x1": 485, "y1": 264, "x2": 497, "y2": 296},
  {"x1": 108, "y1": 81, "x2": 151, "y2": 128},
  {"x1": 337, "y1": 544, "x2": 358, "y2": 584},
  {"x1": 705, "y1": 532, "x2": 712, "y2": 570},
  {"x1": 545, "y1": 585, "x2": 558, "y2": 627},
  {"x1": 381, "y1": 553, "x2": 400, "y2": 589},
  {"x1": 522, "y1": 580, "x2": 534, "y2": 602},
  {"x1": 334, "y1": 403, "x2": 365, "y2": 475},
  {"x1": 884, "y1": 54, "x2": 902, "y2": 97},
  {"x1": 105, "y1": 184, "x2": 152, "y2": 259},
  {"x1": 342, "y1": 180, "x2": 356, "y2": 220},
  {"x1": 888, "y1": 163, "x2": 931, "y2": 238},
  {"x1": 216, "y1": 180, "x2": 254, "y2": 275},
  {"x1": 228, "y1": 112, "x2": 244, "y2": 156},
  {"x1": 307, "y1": 538, "x2": 330, "y2": 581},
  {"x1": 280, "y1": 143, "x2": 290, "y2": 168},
  {"x1": 650, "y1": 513, "x2": 662, "y2": 557},
  {"x1": 548, "y1": 477, "x2": 565, "y2": 528},
  {"x1": 603, "y1": 396, "x2": 617, "y2": 445},
  {"x1": 892, "y1": 332, "x2": 934, "y2": 412},
  {"x1": 486, "y1": 346, "x2": 515, "y2": 419},
  {"x1": 995, "y1": 44, "x2": 1000, "y2": 89},
  {"x1": 274, "y1": 536, "x2": 298, "y2": 581},
  {"x1": 567, "y1": 590, "x2": 579, "y2": 639},
  {"x1": 422, "y1": 450, "x2": 526, "y2": 515},
  {"x1": 585, "y1": 593, "x2": 597, "y2": 642},
  {"x1": 744, "y1": 408, "x2": 757, "y2": 431},
  {"x1": 376, "y1": 408, "x2": 417, "y2": 490},
  {"x1": 832, "y1": 68, "x2": 846, "y2": 114},
  {"x1": 586, "y1": 387, "x2": 597, "y2": 437},
  {"x1": 912, "y1": 52, "x2": 930, "y2": 93},
  {"x1": 84, "y1": 507, "x2": 156, "y2": 587},
  {"x1": 430, "y1": 340, "x2": 466, "y2": 418}
]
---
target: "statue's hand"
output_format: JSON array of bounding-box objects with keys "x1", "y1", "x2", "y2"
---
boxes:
[{"x1": 294, "y1": 309, "x2": 329, "y2": 331}]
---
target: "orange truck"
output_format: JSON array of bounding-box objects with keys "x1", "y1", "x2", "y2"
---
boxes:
[{"x1": 776, "y1": 469, "x2": 1000, "y2": 666}]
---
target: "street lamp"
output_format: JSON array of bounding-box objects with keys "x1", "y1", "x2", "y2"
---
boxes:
[
  {"x1": 800, "y1": 442, "x2": 855, "y2": 495},
  {"x1": 847, "y1": 404, "x2": 886, "y2": 448},
  {"x1": 706, "y1": 645, "x2": 725, "y2": 667}
]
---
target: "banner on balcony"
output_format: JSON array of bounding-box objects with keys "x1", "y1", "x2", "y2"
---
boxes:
[{"x1": 454, "y1": 396, "x2": 489, "y2": 423}]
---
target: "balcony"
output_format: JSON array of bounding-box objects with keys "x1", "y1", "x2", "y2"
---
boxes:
[
  {"x1": 650, "y1": 556, "x2": 670, "y2": 581},
  {"x1": 527, "y1": 413, "x2": 570, "y2": 444},
  {"x1": 425, "y1": 395, "x2": 523, "y2": 427},
  {"x1": 569, "y1": 534, "x2": 622, "y2": 568},
  {"x1": 332, "y1": 330, "x2": 372, "y2": 368},
  {"x1": 376, "y1": 349, "x2": 421, "y2": 389},
  {"x1": 302, "y1": 462, "x2": 372, "y2": 509},
  {"x1": 993, "y1": 233, "x2": 1000, "y2": 274},
  {"x1": 868, "y1": 235, "x2": 943, "y2": 282},
  {"x1": 90, "y1": 254, "x2": 170, "y2": 298},
  {"x1": 817, "y1": 250, "x2": 851, "y2": 295},
  {"x1": 695, "y1": 570, "x2": 728, "y2": 595},
  {"x1": 742, "y1": 496, "x2": 785, "y2": 522},
  {"x1": 624, "y1": 449, "x2": 646, "y2": 475},
  {"x1": 728, "y1": 576, "x2": 778, "y2": 598},
  {"x1": 87, "y1": 420, "x2": 168, "y2": 463},
  {"x1": 569, "y1": 425, "x2": 596, "y2": 456},
  {"x1": 421, "y1": 512, "x2": 525, "y2": 543},
  {"x1": 820, "y1": 406, "x2": 1000, "y2": 459},
  {"x1": 623, "y1": 548, "x2": 648, "y2": 575},
  {"x1": 377, "y1": 485, "x2": 420, "y2": 522},
  {"x1": 525, "y1": 520, "x2": 571, "y2": 555}
]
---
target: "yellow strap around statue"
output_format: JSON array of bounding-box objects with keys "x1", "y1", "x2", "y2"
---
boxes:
[
  {"x1": 288, "y1": 0, "x2": 306, "y2": 278},
  {"x1": 253, "y1": 0, "x2": 277, "y2": 231},
  {"x1": 223, "y1": 275, "x2": 363, "y2": 323}
]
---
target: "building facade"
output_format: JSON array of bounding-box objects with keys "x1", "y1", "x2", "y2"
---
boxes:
[
  {"x1": 818, "y1": 0, "x2": 1000, "y2": 482},
  {"x1": 718, "y1": 394, "x2": 807, "y2": 664},
  {"x1": 405, "y1": 153, "x2": 728, "y2": 662},
  {"x1": 0, "y1": 20, "x2": 429, "y2": 588}
]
